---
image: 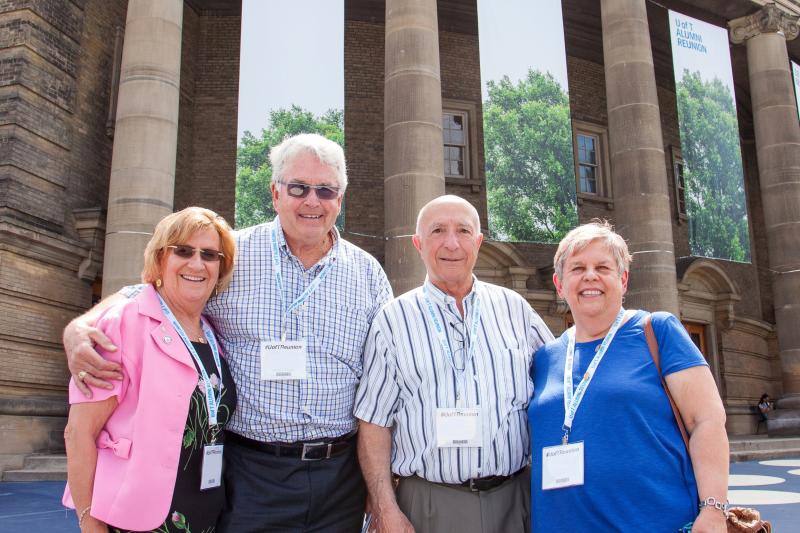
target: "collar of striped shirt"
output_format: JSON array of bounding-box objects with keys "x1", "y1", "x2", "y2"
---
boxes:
[{"x1": 423, "y1": 274, "x2": 479, "y2": 312}]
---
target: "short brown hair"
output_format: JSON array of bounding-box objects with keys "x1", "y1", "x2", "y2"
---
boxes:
[{"x1": 141, "y1": 207, "x2": 236, "y2": 291}]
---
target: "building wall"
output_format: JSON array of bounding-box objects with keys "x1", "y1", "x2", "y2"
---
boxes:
[
  {"x1": 343, "y1": 18, "x2": 386, "y2": 263},
  {"x1": 175, "y1": 6, "x2": 240, "y2": 224},
  {"x1": 0, "y1": 0, "x2": 240, "y2": 470},
  {"x1": 0, "y1": 0, "x2": 129, "y2": 471}
]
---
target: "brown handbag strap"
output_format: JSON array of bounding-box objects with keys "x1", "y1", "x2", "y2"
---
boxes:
[{"x1": 643, "y1": 314, "x2": 690, "y2": 450}]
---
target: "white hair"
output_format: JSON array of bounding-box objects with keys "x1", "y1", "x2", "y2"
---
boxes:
[{"x1": 269, "y1": 133, "x2": 347, "y2": 192}]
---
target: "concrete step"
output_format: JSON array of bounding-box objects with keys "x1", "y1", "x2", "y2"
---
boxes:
[
  {"x1": 22, "y1": 454, "x2": 67, "y2": 470},
  {"x1": 730, "y1": 447, "x2": 800, "y2": 463},
  {"x1": 1, "y1": 453, "x2": 67, "y2": 481},
  {"x1": 2, "y1": 468, "x2": 67, "y2": 481},
  {"x1": 729, "y1": 435, "x2": 800, "y2": 452}
]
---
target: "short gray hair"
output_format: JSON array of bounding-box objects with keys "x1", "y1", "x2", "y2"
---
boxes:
[
  {"x1": 553, "y1": 220, "x2": 632, "y2": 279},
  {"x1": 269, "y1": 133, "x2": 347, "y2": 192}
]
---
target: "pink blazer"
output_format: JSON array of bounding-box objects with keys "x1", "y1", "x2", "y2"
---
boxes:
[{"x1": 63, "y1": 285, "x2": 208, "y2": 530}]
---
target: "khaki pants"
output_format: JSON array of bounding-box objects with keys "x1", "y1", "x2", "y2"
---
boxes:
[{"x1": 396, "y1": 468, "x2": 530, "y2": 533}]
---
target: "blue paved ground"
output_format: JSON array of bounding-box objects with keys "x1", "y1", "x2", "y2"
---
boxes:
[{"x1": 1, "y1": 459, "x2": 797, "y2": 531}]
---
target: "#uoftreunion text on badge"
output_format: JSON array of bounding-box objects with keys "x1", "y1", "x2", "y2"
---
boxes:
[
  {"x1": 541, "y1": 441, "x2": 584, "y2": 490},
  {"x1": 435, "y1": 407, "x2": 483, "y2": 448},
  {"x1": 260, "y1": 340, "x2": 308, "y2": 380},
  {"x1": 200, "y1": 444, "x2": 223, "y2": 490}
]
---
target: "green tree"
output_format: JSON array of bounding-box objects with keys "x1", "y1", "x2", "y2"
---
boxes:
[
  {"x1": 235, "y1": 105, "x2": 344, "y2": 228},
  {"x1": 483, "y1": 69, "x2": 577, "y2": 242},
  {"x1": 676, "y1": 70, "x2": 750, "y2": 262}
]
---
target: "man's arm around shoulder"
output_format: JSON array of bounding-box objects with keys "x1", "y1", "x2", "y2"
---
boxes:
[{"x1": 63, "y1": 292, "x2": 127, "y2": 397}]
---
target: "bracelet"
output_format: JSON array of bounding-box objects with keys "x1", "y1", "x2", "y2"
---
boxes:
[
  {"x1": 698, "y1": 496, "x2": 729, "y2": 514},
  {"x1": 78, "y1": 505, "x2": 91, "y2": 527}
]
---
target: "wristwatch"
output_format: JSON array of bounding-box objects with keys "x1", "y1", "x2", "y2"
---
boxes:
[{"x1": 698, "y1": 496, "x2": 729, "y2": 514}]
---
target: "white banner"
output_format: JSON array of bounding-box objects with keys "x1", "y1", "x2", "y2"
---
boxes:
[{"x1": 669, "y1": 10, "x2": 750, "y2": 263}]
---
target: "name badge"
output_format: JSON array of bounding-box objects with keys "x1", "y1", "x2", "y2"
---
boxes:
[
  {"x1": 260, "y1": 340, "x2": 307, "y2": 380},
  {"x1": 542, "y1": 441, "x2": 584, "y2": 490},
  {"x1": 200, "y1": 444, "x2": 224, "y2": 490},
  {"x1": 435, "y1": 407, "x2": 483, "y2": 448}
]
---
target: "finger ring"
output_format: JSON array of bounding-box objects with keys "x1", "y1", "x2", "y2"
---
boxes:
[{"x1": 77, "y1": 371, "x2": 87, "y2": 381}]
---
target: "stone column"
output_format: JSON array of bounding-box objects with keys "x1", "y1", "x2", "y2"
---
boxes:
[
  {"x1": 384, "y1": 0, "x2": 446, "y2": 295},
  {"x1": 730, "y1": 4, "x2": 800, "y2": 435},
  {"x1": 600, "y1": 0, "x2": 680, "y2": 315},
  {"x1": 102, "y1": 0, "x2": 184, "y2": 296}
]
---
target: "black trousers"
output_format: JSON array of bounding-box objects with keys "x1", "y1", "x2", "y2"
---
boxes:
[{"x1": 217, "y1": 438, "x2": 366, "y2": 533}]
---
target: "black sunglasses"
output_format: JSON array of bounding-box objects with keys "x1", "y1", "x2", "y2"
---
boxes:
[
  {"x1": 281, "y1": 182, "x2": 341, "y2": 200},
  {"x1": 167, "y1": 245, "x2": 224, "y2": 262}
]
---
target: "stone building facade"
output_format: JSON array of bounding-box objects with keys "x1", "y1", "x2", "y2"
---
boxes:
[{"x1": 1, "y1": 0, "x2": 799, "y2": 472}]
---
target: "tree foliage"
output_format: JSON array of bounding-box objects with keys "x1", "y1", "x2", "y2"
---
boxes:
[
  {"x1": 483, "y1": 69, "x2": 577, "y2": 242},
  {"x1": 235, "y1": 105, "x2": 344, "y2": 229},
  {"x1": 676, "y1": 70, "x2": 750, "y2": 262}
]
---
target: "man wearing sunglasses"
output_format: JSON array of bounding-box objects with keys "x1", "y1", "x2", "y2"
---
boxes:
[{"x1": 62, "y1": 133, "x2": 393, "y2": 532}]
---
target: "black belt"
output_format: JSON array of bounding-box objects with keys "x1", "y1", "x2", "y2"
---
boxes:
[
  {"x1": 226, "y1": 430, "x2": 356, "y2": 461},
  {"x1": 459, "y1": 468, "x2": 526, "y2": 492}
]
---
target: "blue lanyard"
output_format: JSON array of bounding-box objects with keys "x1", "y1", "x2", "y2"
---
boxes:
[
  {"x1": 157, "y1": 293, "x2": 223, "y2": 426},
  {"x1": 562, "y1": 308, "x2": 627, "y2": 444},
  {"x1": 270, "y1": 224, "x2": 333, "y2": 341},
  {"x1": 423, "y1": 284, "x2": 482, "y2": 406}
]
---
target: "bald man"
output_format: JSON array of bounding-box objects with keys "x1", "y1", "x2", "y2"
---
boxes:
[{"x1": 354, "y1": 195, "x2": 553, "y2": 533}]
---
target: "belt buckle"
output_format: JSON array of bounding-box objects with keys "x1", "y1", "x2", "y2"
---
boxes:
[
  {"x1": 301, "y1": 442, "x2": 332, "y2": 461},
  {"x1": 468, "y1": 478, "x2": 479, "y2": 492}
]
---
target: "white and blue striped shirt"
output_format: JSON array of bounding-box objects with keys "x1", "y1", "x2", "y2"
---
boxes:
[
  {"x1": 354, "y1": 278, "x2": 553, "y2": 483},
  {"x1": 204, "y1": 217, "x2": 393, "y2": 442}
]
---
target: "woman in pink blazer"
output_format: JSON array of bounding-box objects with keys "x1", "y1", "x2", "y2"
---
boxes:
[{"x1": 63, "y1": 207, "x2": 237, "y2": 532}]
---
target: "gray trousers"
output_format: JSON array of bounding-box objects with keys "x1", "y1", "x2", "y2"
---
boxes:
[{"x1": 396, "y1": 468, "x2": 530, "y2": 533}]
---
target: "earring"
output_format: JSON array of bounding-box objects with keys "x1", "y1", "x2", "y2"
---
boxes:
[
  {"x1": 156, "y1": 279, "x2": 162, "y2": 288},
  {"x1": 214, "y1": 284, "x2": 219, "y2": 297}
]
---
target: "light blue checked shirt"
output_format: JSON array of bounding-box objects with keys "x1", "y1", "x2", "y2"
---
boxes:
[
  {"x1": 125, "y1": 217, "x2": 392, "y2": 442},
  {"x1": 206, "y1": 218, "x2": 392, "y2": 442},
  {"x1": 354, "y1": 278, "x2": 553, "y2": 483}
]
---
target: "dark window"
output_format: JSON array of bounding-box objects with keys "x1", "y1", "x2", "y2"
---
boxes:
[
  {"x1": 675, "y1": 159, "x2": 687, "y2": 216},
  {"x1": 443, "y1": 112, "x2": 467, "y2": 178},
  {"x1": 577, "y1": 134, "x2": 599, "y2": 194}
]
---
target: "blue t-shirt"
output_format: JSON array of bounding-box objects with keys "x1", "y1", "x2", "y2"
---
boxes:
[{"x1": 528, "y1": 311, "x2": 708, "y2": 533}]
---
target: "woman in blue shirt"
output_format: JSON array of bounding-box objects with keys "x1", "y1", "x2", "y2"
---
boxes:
[{"x1": 528, "y1": 221, "x2": 728, "y2": 533}]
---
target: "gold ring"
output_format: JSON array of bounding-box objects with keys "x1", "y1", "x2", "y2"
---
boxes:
[{"x1": 77, "y1": 371, "x2": 88, "y2": 381}]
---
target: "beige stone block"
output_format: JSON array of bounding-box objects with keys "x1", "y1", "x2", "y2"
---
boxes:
[
  {"x1": 385, "y1": 75, "x2": 443, "y2": 125},
  {"x1": 749, "y1": 70, "x2": 796, "y2": 112},
  {"x1": 383, "y1": 174, "x2": 444, "y2": 233},
  {"x1": 602, "y1": 24, "x2": 655, "y2": 68},
  {"x1": 115, "y1": 79, "x2": 181, "y2": 123},
  {"x1": 600, "y1": 0, "x2": 647, "y2": 26},
  {"x1": 604, "y1": 62, "x2": 659, "y2": 111},
  {"x1": 109, "y1": 118, "x2": 179, "y2": 173},
  {"x1": 746, "y1": 33, "x2": 792, "y2": 75},
  {"x1": 607, "y1": 103, "x2": 664, "y2": 153},
  {"x1": 754, "y1": 106, "x2": 800, "y2": 149},
  {"x1": 762, "y1": 224, "x2": 800, "y2": 269},
  {"x1": 610, "y1": 149, "x2": 670, "y2": 198},
  {"x1": 385, "y1": 0, "x2": 438, "y2": 34},
  {"x1": 385, "y1": 237, "x2": 427, "y2": 296},
  {"x1": 385, "y1": 27, "x2": 441, "y2": 77},
  {"x1": 127, "y1": 0, "x2": 184, "y2": 22},
  {"x1": 757, "y1": 144, "x2": 800, "y2": 177},
  {"x1": 384, "y1": 123, "x2": 444, "y2": 179},
  {"x1": 121, "y1": 20, "x2": 183, "y2": 81}
]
